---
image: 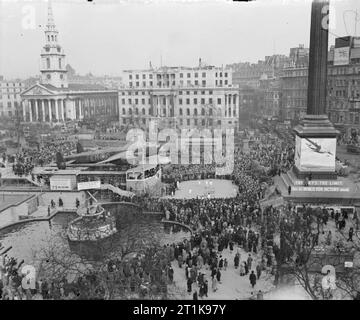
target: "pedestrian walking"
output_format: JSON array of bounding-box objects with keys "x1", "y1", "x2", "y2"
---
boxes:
[
  {"x1": 347, "y1": 227, "x2": 354, "y2": 242},
  {"x1": 240, "y1": 263, "x2": 245, "y2": 276},
  {"x1": 187, "y1": 278, "x2": 192, "y2": 294},
  {"x1": 234, "y1": 253, "x2": 240, "y2": 269},
  {"x1": 216, "y1": 269, "x2": 221, "y2": 283},
  {"x1": 247, "y1": 254, "x2": 253, "y2": 270},
  {"x1": 256, "y1": 264, "x2": 261, "y2": 280},
  {"x1": 211, "y1": 276, "x2": 218, "y2": 292},
  {"x1": 249, "y1": 270, "x2": 257, "y2": 288},
  {"x1": 204, "y1": 280, "x2": 208, "y2": 297}
]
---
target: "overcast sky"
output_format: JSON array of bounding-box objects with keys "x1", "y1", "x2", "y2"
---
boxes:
[{"x1": 0, "y1": 0, "x2": 359, "y2": 79}]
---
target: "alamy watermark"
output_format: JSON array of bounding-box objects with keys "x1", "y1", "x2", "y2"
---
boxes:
[{"x1": 125, "y1": 120, "x2": 234, "y2": 175}]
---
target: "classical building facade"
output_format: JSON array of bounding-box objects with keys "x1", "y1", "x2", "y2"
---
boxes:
[
  {"x1": 20, "y1": 1, "x2": 118, "y2": 123},
  {"x1": 119, "y1": 62, "x2": 239, "y2": 129}
]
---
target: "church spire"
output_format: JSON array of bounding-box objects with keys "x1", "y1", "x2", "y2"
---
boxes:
[
  {"x1": 40, "y1": 0, "x2": 68, "y2": 88},
  {"x1": 46, "y1": 0, "x2": 56, "y2": 31}
]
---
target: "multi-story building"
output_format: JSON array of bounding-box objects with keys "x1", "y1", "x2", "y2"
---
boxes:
[
  {"x1": 119, "y1": 61, "x2": 240, "y2": 129},
  {"x1": 327, "y1": 36, "x2": 360, "y2": 136},
  {"x1": 280, "y1": 62, "x2": 309, "y2": 121},
  {"x1": 229, "y1": 54, "x2": 290, "y2": 89},
  {"x1": 0, "y1": 79, "x2": 25, "y2": 118},
  {"x1": 260, "y1": 76, "x2": 281, "y2": 119},
  {"x1": 20, "y1": 1, "x2": 118, "y2": 124}
]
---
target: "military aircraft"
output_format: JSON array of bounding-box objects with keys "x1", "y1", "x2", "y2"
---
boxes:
[{"x1": 304, "y1": 138, "x2": 333, "y2": 156}]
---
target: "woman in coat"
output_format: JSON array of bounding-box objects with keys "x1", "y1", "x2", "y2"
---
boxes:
[
  {"x1": 211, "y1": 276, "x2": 218, "y2": 292},
  {"x1": 234, "y1": 253, "x2": 240, "y2": 269}
]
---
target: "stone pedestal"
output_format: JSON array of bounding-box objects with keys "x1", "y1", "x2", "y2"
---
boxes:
[{"x1": 293, "y1": 114, "x2": 339, "y2": 180}]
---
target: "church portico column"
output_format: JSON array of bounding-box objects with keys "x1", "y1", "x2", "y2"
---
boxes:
[
  {"x1": 60, "y1": 99, "x2": 65, "y2": 122},
  {"x1": 62, "y1": 99, "x2": 66, "y2": 120},
  {"x1": 78, "y1": 98, "x2": 82, "y2": 120},
  {"x1": 35, "y1": 99, "x2": 39, "y2": 121},
  {"x1": 22, "y1": 101, "x2": 26, "y2": 122},
  {"x1": 55, "y1": 99, "x2": 59, "y2": 121},
  {"x1": 40, "y1": 100, "x2": 45, "y2": 122},
  {"x1": 29, "y1": 100, "x2": 33, "y2": 122},
  {"x1": 49, "y1": 100, "x2": 53, "y2": 122}
]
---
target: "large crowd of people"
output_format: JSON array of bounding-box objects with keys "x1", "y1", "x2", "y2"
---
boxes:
[
  {"x1": 11, "y1": 140, "x2": 76, "y2": 176},
  {"x1": 1, "y1": 122, "x2": 359, "y2": 300}
]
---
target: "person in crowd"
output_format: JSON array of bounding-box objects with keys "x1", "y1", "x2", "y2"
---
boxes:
[
  {"x1": 348, "y1": 227, "x2": 354, "y2": 242},
  {"x1": 257, "y1": 290, "x2": 264, "y2": 300},
  {"x1": 249, "y1": 270, "x2": 257, "y2": 288}
]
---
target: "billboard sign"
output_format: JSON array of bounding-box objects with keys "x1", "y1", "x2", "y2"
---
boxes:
[
  {"x1": 298, "y1": 137, "x2": 336, "y2": 172},
  {"x1": 334, "y1": 47, "x2": 350, "y2": 66},
  {"x1": 50, "y1": 178, "x2": 73, "y2": 191},
  {"x1": 77, "y1": 180, "x2": 101, "y2": 191}
]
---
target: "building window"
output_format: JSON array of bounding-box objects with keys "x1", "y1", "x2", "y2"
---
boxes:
[
  {"x1": 194, "y1": 98, "x2": 197, "y2": 105},
  {"x1": 194, "y1": 109, "x2": 198, "y2": 116},
  {"x1": 142, "y1": 108, "x2": 146, "y2": 115},
  {"x1": 217, "y1": 98, "x2": 221, "y2": 105},
  {"x1": 179, "y1": 99, "x2": 183, "y2": 105},
  {"x1": 187, "y1": 119, "x2": 190, "y2": 125},
  {"x1": 135, "y1": 99, "x2": 138, "y2": 105},
  {"x1": 179, "y1": 108, "x2": 183, "y2": 116},
  {"x1": 186, "y1": 108, "x2": 190, "y2": 116},
  {"x1": 60, "y1": 74, "x2": 63, "y2": 79},
  {"x1": 187, "y1": 73, "x2": 191, "y2": 78},
  {"x1": 136, "y1": 74, "x2": 139, "y2": 79},
  {"x1": 202, "y1": 72, "x2": 206, "y2": 77},
  {"x1": 195, "y1": 73, "x2": 198, "y2": 78},
  {"x1": 129, "y1": 75, "x2": 132, "y2": 79},
  {"x1": 58, "y1": 58, "x2": 62, "y2": 69},
  {"x1": 195, "y1": 80, "x2": 199, "y2": 86},
  {"x1": 194, "y1": 119, "x2": 198, "y2": 125},
  {"x1": 46, "y1": 58, "x2": 50, "y2": 69},
  {"x1": 122, "y1": 108, "x2": 126, "y2": 114},
  {"x1": 202, "y1": 80, "x2": 206, "y2": 87},
  {"x1": 201, "y1": 98, "x2": 205, "y2": 105},
  {"x1": 47, "y1": 74, "x2": 51, "y2": 80},
  {"x1": 142, "y1": 99, "x2": 145, "y2": 105},
  {"x1": 186, "y1": 99, "x2": 190, "y2": 105},
  {"x1": 122, "y1": 99, "x2": 125, "y2": 104},
  {"x1": 201, "y1": 108, "x2": 205, "y2": 116}
]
